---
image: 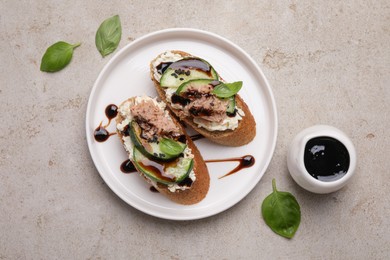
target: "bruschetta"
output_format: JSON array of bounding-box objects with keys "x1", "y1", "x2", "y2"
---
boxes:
[
  {"x1": 116, "y1": 96, "x2": 209, "y2": 204},
  {"x1": 150, "y1": 50, "x2": 256, "y2": 146}
]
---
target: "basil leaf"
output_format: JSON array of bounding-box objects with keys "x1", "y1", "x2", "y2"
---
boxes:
[
  {"x1": 159, "y1": 138, "x2": 186, "y2": 157},
  {"x1": 95, "y1": 15, "x2": 122, "y2": 57},
  {"x1": 212, "y1": 81, "x2": 243, "y2": 98},
  {"x1": 40, "y1": 41, "x2": 80, "y2": 72},
  {"x1": 261, "y1": 179, "x2": 301, "y2": 239}
]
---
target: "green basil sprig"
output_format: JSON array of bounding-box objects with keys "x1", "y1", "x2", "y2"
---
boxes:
[
  {"x1": 95, "y1": 15, "x2": 122, "y2": 57},
  {"x1": 159, "y1": 138, "x2": 186, "y2": 157},
  {"x1": 212, "y1": 81, "x2": 242, "y2": 98},
  {"x1": 261, "y1": 179, "x2": 301, "y2": 239},
  {"x1": 40, "y1": 41, "x2": 81, "y2": 72}
]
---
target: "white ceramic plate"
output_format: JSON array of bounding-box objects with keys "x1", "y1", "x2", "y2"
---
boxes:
[{"x1": 86, "y1": 28, "x2": 277, "y2": 220}]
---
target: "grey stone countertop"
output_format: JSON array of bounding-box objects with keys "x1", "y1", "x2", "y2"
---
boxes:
[{"x1": 1, "y1": 1, "x2": 389, "y2": 259}]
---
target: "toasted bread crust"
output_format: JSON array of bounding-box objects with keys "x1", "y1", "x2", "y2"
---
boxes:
[
  {"x1": 150, "y1": 50, "x2": 256, "y2": 146},
  {"x1": 116, "y1": 97, "x2": 209, "y2": 205}
]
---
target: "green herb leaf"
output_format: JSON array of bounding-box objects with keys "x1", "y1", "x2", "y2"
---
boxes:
[
  {"x1": 95, "y1": 15, "x2": 122, "y2": 57},
  {"x1": 40, "y1": 41, "x2": 80, "y2": 72},
  {"x1": 159, "y1": 138, "x2": 186, "y2": 157},
  {"x1": 212, "y1": 81, "x2": 243, "y2": 98},
  {"x1": 261, "y1": 179, "x2": 301, "y2": 239}
]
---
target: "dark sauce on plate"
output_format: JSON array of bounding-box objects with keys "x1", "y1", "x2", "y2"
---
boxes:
[
  {"x1": 105, "y1": 104, "x2": 118, "y2": 122},
  {"x1": 120, "y1": 159, "x2": 136, "y2": 173},
  {"x1": 93, "y1": 104, "x2": 118, "y2": 142},
  {"x1": 94, "y1": 123, "x2": 116, "y2": 142},
  {"x1": 206, "y1": 155, "x2": 255, "y2": 179},
  {"x1": 304, "y1": 137, "x2": 350, "y2": 182},
  {"x1": 190, "y1": 134, "x2": 205, "y2": 141},
  {"x1": 150, "y1": 186, "x2": 159, "y2": 193}
]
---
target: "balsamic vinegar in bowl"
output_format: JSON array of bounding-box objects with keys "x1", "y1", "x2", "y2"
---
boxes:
[{"x1": 304, "y1": 136, "x2": 350, "y2": 182}]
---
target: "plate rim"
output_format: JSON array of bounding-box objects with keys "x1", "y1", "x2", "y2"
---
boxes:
[{"x1": 85, "y1": 28, "x2": 278, "y2": 220}]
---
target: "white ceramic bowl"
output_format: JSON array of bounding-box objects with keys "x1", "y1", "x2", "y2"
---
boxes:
[{"x1": 287, "y1": 125, "x2": 356, "y2": 194}]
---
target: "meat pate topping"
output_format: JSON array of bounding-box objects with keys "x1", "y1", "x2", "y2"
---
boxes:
[
  {"x1": 181, "y1": 83, "x2": 230, "y2": 123},
  {"x1": 130, "y1": 99, "x2": 181, "y2": 141}
]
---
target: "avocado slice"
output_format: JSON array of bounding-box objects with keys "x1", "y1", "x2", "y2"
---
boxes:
[
  {"x1": 129, "y1": 121, "x2": 186, "y2": 161},
  {"x1": 133, "y1": 147, "x2": 194, "y2": 185},
  {"x1": 160, "y1": 58, "x2": 219, "y2": 88}
]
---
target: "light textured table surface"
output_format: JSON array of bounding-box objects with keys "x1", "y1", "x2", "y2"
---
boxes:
[{"x1": 1, "y1": 1, "x2": 389, "y2": 259}]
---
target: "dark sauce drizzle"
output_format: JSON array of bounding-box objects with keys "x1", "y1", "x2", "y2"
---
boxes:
[
  {"x1": 156, "y1": 62, "x2": 172, "y2": 74},
  {"x1": 93, "y1": 104, "x2": 118, "y2": 142},
  {"x1": 120, "y1": 159, "x2": 136, "y2": 173},
  {"x1": 168, "y1": 58, "x2": 213, "y2": 77},
  {"x1": 121, "y1": 155, "x2": 255, "y2": 179},
  {"x1": 206, "y1": 155, "x2": 255, "y2": 179},
  {"x1": 105, "y1": 104, "x2": 118, "y2": 122},
  {"x1": 171, "y1": 93, "x2": 190, "y2": 106},
  {"x1": 121, "y1": 154, "x2": 255, "y2": 192},
  {"x1": 190, "y1": 134, "x2": 205, "y2": 141},
  {"x1": 150, "y1": 186, "x2": 159, "y2": 193},
  {"x1": 138, "y1": 158, "x2": 181, "y2": 183},
  {"x1": 94, "y1": 123, "x2": 116, "y2": 142}
]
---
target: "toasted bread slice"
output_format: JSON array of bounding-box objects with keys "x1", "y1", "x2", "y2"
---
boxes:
[
  {"x1": 150, "y1": 50, "x2": 256, "y2": 146},
  {"x1": 116, "y1": 97, "x2": 209, "y2": 205}
]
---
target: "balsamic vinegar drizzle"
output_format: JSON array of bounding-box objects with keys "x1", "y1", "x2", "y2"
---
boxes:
[
  {"x1": 120, "y1": 154, "x2": 255, "y2": 187},
  {"x1": 168, "y1": 58, "x2": 213, "y2": 77},
  {"x1": 205, "y1": 155, "x2": 255, "y2": 179},
  {"x1": 156, "y1": 62, "x2": 172, "y2": 74},
  {"x1": 190, "y1": 134, "x2": 205, "y2": 141},
  {"x1": 120, "y1": 159, "x2": 136, "y2": 173},
  {"x1": 143, "y1": 155, "x2": 255, "y2": 192},
  {"x1": 94, "y1": 123, "x2": 116, "y2": 142},
  {"x1": 93, "y1": 104, "x2": 118, "y2": 142},
  {"x1": 150, "y1": 186, "x2": 159, "y2": 193},
  {"x1": 105, "y1": 104, "x2": 118, "y2": 122}
]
